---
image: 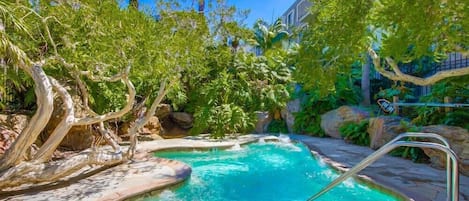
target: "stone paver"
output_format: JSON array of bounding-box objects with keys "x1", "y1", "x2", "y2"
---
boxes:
[
  {"x1": 2, "y1": 134, "x2": 468, "y2": 201},
  {"x1": 1, "y1": 157, "x2": 191, "y2": 201},
  {"x1": 290, "y1": 134, "x2": 469, "y2": 201}
]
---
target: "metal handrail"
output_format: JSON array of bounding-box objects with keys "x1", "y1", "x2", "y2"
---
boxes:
[
  {"x1": 385, "y1": 132, "x2": 454, "y2": 200},
  {"x1": 308, "y1": 132, "x2": 459, "y2": 201}
]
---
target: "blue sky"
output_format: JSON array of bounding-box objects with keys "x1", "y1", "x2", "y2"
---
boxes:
[
  {"x1": 226, "y1": 0, "x2": 296, "y2": 26},
  {"x1": 123, "y1": 0, "x2": 296, "y2": 27}
]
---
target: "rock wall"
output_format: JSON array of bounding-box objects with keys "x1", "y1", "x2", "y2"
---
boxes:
[
  {"x1": 281, "y1": 99, "x2": 300, "y2": 133},
  {"x1": 254, "y1": 111, "x2": 271, "y2": 134}
]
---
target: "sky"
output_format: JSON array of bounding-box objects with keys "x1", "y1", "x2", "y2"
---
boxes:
[
  {"x1": 128, "y1": 0, "x2": 297, "y2": 27},
  {"x1": 225, "y1": 0, "x2": 297, "y2": 26}
]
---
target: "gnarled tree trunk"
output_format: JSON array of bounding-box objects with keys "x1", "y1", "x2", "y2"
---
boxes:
[{"x1": 0, "y1": 61, "x2": 170, "y2": 189}]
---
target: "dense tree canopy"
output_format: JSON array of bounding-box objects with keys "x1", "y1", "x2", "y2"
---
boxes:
[
  {"x1": 296, "y1": 0, "x2": 468, "y2": 90},
  {"x1": 0, "y1": 0, "x2": 235, "y2": 188}
]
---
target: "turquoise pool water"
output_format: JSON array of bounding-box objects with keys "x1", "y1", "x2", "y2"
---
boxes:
[{"x1": 150, "y1": 141, "x2": 399, "y2": 201}]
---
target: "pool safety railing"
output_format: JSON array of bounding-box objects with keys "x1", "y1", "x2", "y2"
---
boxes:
[{"x1": 308, "y1": 132, "x2": 459, "y2": 201}]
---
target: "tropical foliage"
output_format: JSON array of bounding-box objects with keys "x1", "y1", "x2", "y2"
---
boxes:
[
  {"x1": 252, "y1": 18, "x2": 290, "y2": 53},
  {"x1": 339, "y1": 120, "x2": 370, "y2": 146},
  {"x1": 293, "y1": 74, "x2": 361, "y2": 136},
  {"x1": 298, "y1": 0, "x2": 468, "y2": 92},
  {"x1": 188, "y1": 48, "x2": 294, "y2": 138},
  {"x1": 0, "y1": 0, "x2": 296, "y2": 188},
  {"x1": 412, "y1": 75, "x2": 469, "y2": 130}
]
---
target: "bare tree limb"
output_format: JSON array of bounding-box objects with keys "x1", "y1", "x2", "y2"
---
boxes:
[
  {"x1": 0, "y1": 64, "x2": 54, "y2": 171},
  {"x1": 368, "y1": 48, "x2": 469, "y2": 86},
  {"x1": 34, "y1": 77, "x2": 75, "y2": 162},
  {"x1": 80, "y1": 65, "x2": 131, "y2": 82},
  {"x1": 75, "y1": 66, "x2": 135, "y2": 125},
  {"x1": 127, "y1": 79, "x2": 171, "y2": 159},
  {"x1": 0, "y1": 150, "x2": 123, "y2": 189},
  {"x1": 42, "y1": 16, "x2": 62, "y2": 56},
  {"x1": 96, "y1": 122, "x2": 121, "y2": 153}
]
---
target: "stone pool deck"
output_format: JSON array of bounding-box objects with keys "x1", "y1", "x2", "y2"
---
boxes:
[
  {"x1": 2, "y1": 134, "x2": 468, "y2": 201},
  {"x1": 290, "y1": 134, "x2": 469, "y2": 201}
]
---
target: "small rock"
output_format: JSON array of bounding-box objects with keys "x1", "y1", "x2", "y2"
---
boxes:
[{"x1": 0, "y1": 126, "x2": 19, "y2": 155}]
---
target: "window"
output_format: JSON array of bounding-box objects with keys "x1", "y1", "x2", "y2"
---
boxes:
[
  {"x1": 297, "y1": 0, "x2": 312, "y2": 21},
  {"x1": 287, "y1": 10, "x2": 295, "y2": 27}
]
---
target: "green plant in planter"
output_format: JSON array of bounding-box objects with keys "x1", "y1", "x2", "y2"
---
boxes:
[{"x1": 339, "y1": 120, "x2": 370, "y2": 146}]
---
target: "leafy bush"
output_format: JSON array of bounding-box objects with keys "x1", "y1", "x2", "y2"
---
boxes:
[
  {"x1": 188, "y1": 49, "x2": 293, "y2": 138},
  {"x1": 375, "y1": 83, "x2": 415, "y2": 101},
  {"x1": 293, "y1": 74, "x2": 361, "y2": 137},
  {"x1": 293, "y1": 100, "x2": 331, "y2": 137},
  {"x1": 192, "y1": 104, "x2": 255, "y2": 139},
  {"x1": 339, "y1": 120, "x2": 370, "y2": 146},
  {"x1": 412, "y1": 75, "x2": 469, "y2": 130},
  {"x1": 267, "y1": 119, "x2": 288, "y2": 133},
  {"x1": 389, "y1": 120, "x2": 429, "y2": 163}
]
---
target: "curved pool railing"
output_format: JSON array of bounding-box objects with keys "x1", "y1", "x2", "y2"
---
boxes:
[{"x1": 308, "y1": 132, "x2": 459, "y2": 201}]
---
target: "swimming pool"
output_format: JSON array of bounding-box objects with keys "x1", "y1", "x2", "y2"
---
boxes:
[{"x1": 149, "y1": 140, "x2": 400, "y2": 201}]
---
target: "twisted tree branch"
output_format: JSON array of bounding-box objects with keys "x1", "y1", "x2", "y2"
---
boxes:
[
  {"x1": 0, "y1": 64, "x2": 53, "y2": 171},
  {"x1": 34, "y1": 77, "x2": 75, "y2": 162},
  {"x1": 368, "y1": 48, "x2": 469, "y2": 86}
]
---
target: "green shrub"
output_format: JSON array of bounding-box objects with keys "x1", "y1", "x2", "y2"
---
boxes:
[
  {"x1": 192, "y1": 104, "x2": 255, "y2": 139},
  {"x1": 293, "y1": 74, "x2": 361, "y2": 137},
  {"x1": 389, "y1": 121, "x2": 429, "y2": 163},
  {"x1": 412, "y1": 75, "x2": 469, "y2": 130},
  {"x1": 339, "y1": 120, "x2": 370, "y2": 146},
  {"x1": 267, "y1": 119, "x2": 289, "y2": 133}
]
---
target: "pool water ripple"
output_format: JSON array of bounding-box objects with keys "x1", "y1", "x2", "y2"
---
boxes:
[{"x1": 150, "y1": 142, "x2": 400, "y2": 201}]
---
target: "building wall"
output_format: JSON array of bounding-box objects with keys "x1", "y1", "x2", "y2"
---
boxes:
[{"x1": 281, "y1": 0, "x2": 312, "y2": 29}]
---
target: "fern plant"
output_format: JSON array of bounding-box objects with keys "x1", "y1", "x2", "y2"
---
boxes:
[
  {"x1": 389, "y1": 120, "x2": 429, "y2": 163},
  {"x1": 339, "y1": 120, "x2": 370, "y2": 146}
]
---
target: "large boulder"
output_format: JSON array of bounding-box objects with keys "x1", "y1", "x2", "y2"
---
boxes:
[
  {"x1": 281, "y1": 99, "x2": 300, "y2": 133},
  {"x1": 160, "y1": 116, "x2": 190, "y2": 139},
  {"x1": 139, "y1": 116, "x2": 164, "y2": 141},
  {"x1": 420, "y1": 125, "x2": 469, "y2": 176},
  {"x1": 170, "y1": 112, "x2": 194, "y2": 129},
  {"x1": 155, "y1": 104, "x2": 171, "y2": 119},
  {"x1": 41, "y1": 95, "x2": 95, "y2": 151},
  {"x1": 255, "y1": 111, "x2": 272, "y2": 134},
  {"x1": 367, "y1": 116, "x2": 407, "y2": 149},
  {"x1": 320, "y1": 106, "x2": 370, "y2": 138},
  {"x1": 59, "y1": 125, "x2": 95, "y2": 150},
  {"x1": 8, "y1": 114, "x2": 29, "y2": 134}
]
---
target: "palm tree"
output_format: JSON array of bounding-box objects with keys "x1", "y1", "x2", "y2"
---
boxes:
[
  {"x1": 129, "y1": 0, "x2": 138, "y2": 9},
  {"x1": 252, "y1": 18, "x2": 290, "y2": 54},
  {"x1": 198, "y1": 0, "x2": 205, "y2": 14}
]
